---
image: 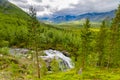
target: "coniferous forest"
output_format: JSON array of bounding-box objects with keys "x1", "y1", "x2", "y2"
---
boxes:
[{"x1": 0, "y1": 0, "x2": 120, "y2": 80}]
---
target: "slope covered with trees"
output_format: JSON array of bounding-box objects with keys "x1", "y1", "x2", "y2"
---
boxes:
[{"x1": 0, "y1": 0, "x2": 30, "y2": 47}]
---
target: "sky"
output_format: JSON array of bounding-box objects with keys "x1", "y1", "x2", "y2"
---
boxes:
[{"x1": 8, "y1": 0, "x2": 120, "y2": 17}]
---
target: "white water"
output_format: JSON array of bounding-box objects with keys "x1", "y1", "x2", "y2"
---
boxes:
[{"x1": 43, "y1": 49, "x2": 74, "y2": 69}]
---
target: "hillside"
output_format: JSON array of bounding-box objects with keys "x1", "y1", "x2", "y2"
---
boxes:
[
  {"x1": 0, "y1": 0, "x2": 30, "y2": 26},
  {"x1": 0, "y1": 0, "x2": 31, "y2": 47}
]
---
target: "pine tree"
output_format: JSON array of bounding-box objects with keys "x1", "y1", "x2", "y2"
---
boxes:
[
  {"x1": 28, "y1": 6, "x2": 41, "y2": 78},
  {"x1": 96, "y1": 20, "x2": 107, "y2": 67},
  {"x1": 108, "y1": 5, "x2": 120, "y2": 68},
  {"x1": 80, "y1": 18, "x2": 91, "y2": 69}
]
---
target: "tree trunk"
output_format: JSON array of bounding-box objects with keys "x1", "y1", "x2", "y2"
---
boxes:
[{"x1": 36, "y1": 46, "x2": 40, "y2": 78}]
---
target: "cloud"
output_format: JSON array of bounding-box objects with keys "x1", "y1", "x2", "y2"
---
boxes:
[
  {"x1": 8, "y1": 0, "x2": 120, "y2": 17},
  {"x1": 53, "y1": 0, "x2": 120, "y2": 16},
  {"x1": 9, "y1": 0, "x2": 28, "y2": 3}
]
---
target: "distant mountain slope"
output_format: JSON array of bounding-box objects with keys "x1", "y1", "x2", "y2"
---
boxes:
[
  {"x1": 39, "y1": 10, "x2": 115, "y2": 23},
  {"x1": 75, "y1": 10, "x2": 115, "y2": 21}
]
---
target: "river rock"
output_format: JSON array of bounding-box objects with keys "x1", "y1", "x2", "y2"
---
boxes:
[{"x1": 62, "y1": 50, "x2": 70, "y2": 57}]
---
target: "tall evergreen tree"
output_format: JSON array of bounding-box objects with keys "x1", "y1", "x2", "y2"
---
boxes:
[
  {"x1": 108, "y1": 5, "x2": 120, "y2": 68},
  {"x1": 80, "y1": 18, "x2": 91, "y2": 69},
  {"x1": 96, "y1": 20, "x2": 107, "y2": 67}
]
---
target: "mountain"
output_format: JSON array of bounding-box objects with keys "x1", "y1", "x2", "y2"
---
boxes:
[
  {"x1": 0, "y1": 0, "x2": 30, "y2": 26},
  {"x1": 39, "y1": 10, "x2": 115, "y2": 23},
  {"x1": 75, "y1": 10, "x2": 115, "y2": 21}
]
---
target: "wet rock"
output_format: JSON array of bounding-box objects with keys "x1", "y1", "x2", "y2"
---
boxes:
[{"x1": 62, "y1": 50, "x2": 70, "y2": 57}]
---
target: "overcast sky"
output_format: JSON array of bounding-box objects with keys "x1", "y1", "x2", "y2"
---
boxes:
[{"x1": 8, "y1": 0, "x2": 120, "y2": 17}]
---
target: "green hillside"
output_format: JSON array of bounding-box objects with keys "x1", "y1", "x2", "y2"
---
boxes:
[
  {"x1": 0, "y1": 0, "x2": 30, "y2": 25},
  {"x1": 0, "y1": 0, "x2": 31, "y2": 47}
]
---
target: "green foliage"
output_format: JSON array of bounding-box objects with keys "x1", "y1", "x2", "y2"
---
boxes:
[
  {"x1": 10, "y1": 62, "x2": 20, "y2": 76},
  {"x1": 39, "y1": 58, "x2": 48, "y2": 76},
  {"x1": 80, "y1": 18, "x2": 92, "y2": 68},
  {"x1": 50, "y1": 57, "x2": 60, "y2": 72},
  {"x1": 95, "y1": 21, "x2": 108, "y2": 67},
  {"x1": 107, "y1": 4, "x2": 120, "y2": 68},
  {"x1": 87, "y1": 52, "x2": 99, "y2": 67},
  {"x1": 0, "y1": 47, "x2": 9, "y2": 55},
  {"x1": 0, "y1": 1, "x2": 29, "y2": 47},
  {"x1": 41, "y1": 69, "x2": 120, "y2": 80},
  {"x1": 0, "y1": 40, "x2": 9, "y2": 47}
]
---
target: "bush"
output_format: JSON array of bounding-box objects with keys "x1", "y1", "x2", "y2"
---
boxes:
[
  {"x1": 0, "y1": 47, "x2": 9, "y2": 55},
  {"x1": 0, "y1": 40, "x2": 9, "y2": 47},
  {"x1": 50, "y1": 57, "x2": 60, "y2": 72}
]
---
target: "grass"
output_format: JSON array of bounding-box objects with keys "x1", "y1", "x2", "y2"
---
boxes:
[{"x1": 42, "y1": 68, "x2": 120, "y2": 80}]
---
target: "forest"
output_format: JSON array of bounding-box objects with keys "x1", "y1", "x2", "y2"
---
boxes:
[{"x1": 0, "y1": 1, "x2": 120, "y2": 80}]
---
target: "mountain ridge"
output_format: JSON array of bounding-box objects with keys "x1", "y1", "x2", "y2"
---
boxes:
[{"x1": 39, "y1": 10, "x2": 115, "y2": 23}]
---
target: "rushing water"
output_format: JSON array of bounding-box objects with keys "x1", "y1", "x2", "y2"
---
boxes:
[
  {"x1": 9, "y1": 48, "x2": 74, "y2": 70},
  {"x1": 43, "y1": 49, "x2": 74, "y2": 69}
]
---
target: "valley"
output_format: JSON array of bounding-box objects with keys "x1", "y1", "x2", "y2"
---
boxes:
[{"x1": 0, "y1": 0, "x2": 120, "y2": 80}]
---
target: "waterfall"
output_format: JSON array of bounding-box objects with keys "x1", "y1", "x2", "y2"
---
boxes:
[{"x1": 43, "y1": 49, "x2": 74, "y2": 69}]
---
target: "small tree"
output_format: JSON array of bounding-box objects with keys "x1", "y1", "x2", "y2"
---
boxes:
[{"x1": 28, "y1": 6, "x2": 41, "y2": 78}]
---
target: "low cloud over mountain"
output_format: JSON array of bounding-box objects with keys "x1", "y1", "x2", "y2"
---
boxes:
[{"x1": 8, "y1": 0, "x2": 120, "y2": 17}]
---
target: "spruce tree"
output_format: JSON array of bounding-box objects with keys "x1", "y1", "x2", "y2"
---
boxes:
[
  {"x1": 108, "y1": 5, "x2": 120, "y2": 68},
  {"x1": 96, "y1": 20, "x2": 107, "y2": 67},
  {"x1": 80, "y1": 18, "x2": 91, "y2": 69}
]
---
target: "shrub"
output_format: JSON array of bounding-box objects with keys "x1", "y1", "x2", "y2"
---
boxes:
[
  {"x1": 0, "y1": 40, "x2": 9, "y2": 47},
  {"x1": 0, "y1": 47, "x2": 9, "y2": 55}
]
